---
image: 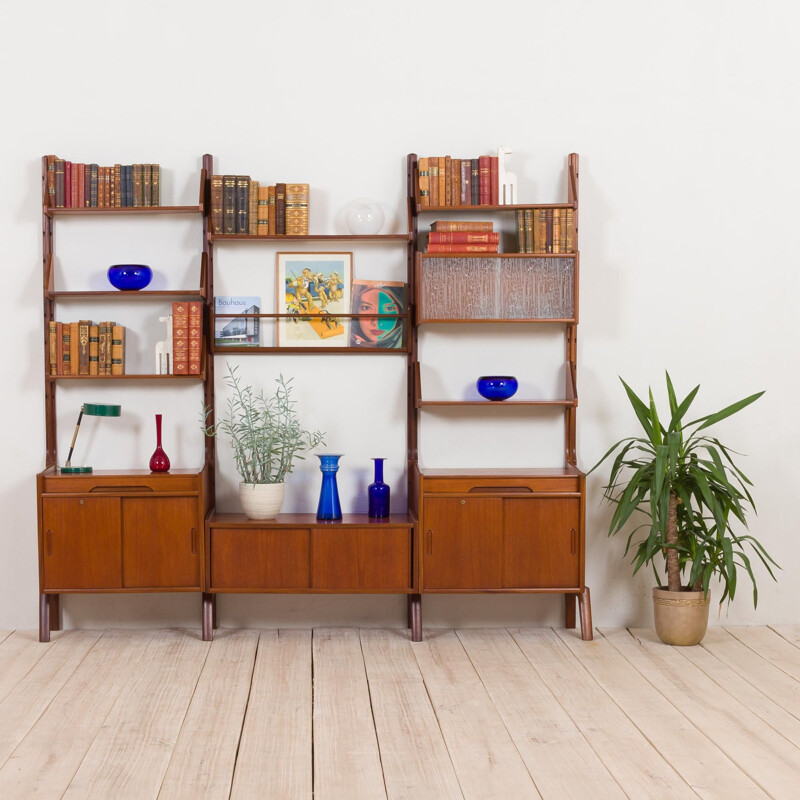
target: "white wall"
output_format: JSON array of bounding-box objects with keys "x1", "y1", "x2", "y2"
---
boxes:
[{"x1": 2, "y1": 0, "x2": 798, "y2": 631}]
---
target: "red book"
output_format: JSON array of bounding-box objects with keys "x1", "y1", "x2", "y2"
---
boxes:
[
  {"x1": 429, "y1": 232, "x2": 500, "y2": 244},
  {"x1": 490, "y1": 156, "x2": 499, "y2": 205},
  {"x1": 65, "y1": 161, "x2": 72, "y2": 208},
  {"x1": 427, "y1": 243, "x2": 499, "y2": 253},
  {"x1": 172, "y1": 302, "x2": 189, "y2": 375},
  {"x1": 187, "y1": 301, "x2": 202, "y2": 375},
  {"x1": 479, "y1": 156, "x2": 490, "y2": 205}
]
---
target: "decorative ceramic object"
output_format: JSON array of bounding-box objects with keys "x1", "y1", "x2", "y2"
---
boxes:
[
  {"x1": 368, "y1": 458, "x2": 390, "y2": 518},
  {"x1": 652, "y1": 587, "x2": 711, "y2": 646},
  {"x1": 345, "y1": 198, "x2": 385, "y2": 235},
  {"x1": 149, "y1": 414, "x2": 170, "y2": 472},
  {"x1": 497, "y1": 145, "x2": 517, "y2": 205},
  {"x1": 155, "y1": 314, "x2": 173, "y2": 375},
  {"x1": 317, "y1": 454, "x2": 343, "y2": 520},
  {"x1": 477, "y1": 375, "x2": 519, "y2": 401},
  {"x1": 239, "y1": 482, "x2": 285, "y2": 520},
  {"x1": 107, "y1": 264, "x2": 152, "y2": 291}
]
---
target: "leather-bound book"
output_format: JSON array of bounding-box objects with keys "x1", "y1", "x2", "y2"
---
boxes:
[
  {"x1": 268, "y1": 186, "x2": 276, "y2": 235},
  {"x1": 565, "y1": 208, "x2": 574, "y2": 252},
  {"x1": 429, "y1": 159, "x2": 439, "y2": 207},
  {"x1": 172, "y1": 302, "x2": 189, "y2": 375},
  {"x1": 90, "y1": 164, "x2": 99, "y2": 208},
  {"x1": 417, "y1": 158, "x2": 430, "y2": 207},
  {"x1": 534, "y1": 209, "x2": 547, "y2": 253},
  {"x1": 111, "y1": 325, "x2": 125, "y2": 375},
  {"x1": 48, "y1": 321, "x2": 57, "y2": 375},
  {"x1": 451, "y1": 159, "x2": 461, "y2": 207},
  {"x1": 427, "y1": 243, "x2": 498, "y2": 253},
  {"x1": 61, "y1": 324, "x2": 70, "y2": 374},
  {"x1": 257, "y1": 185, "x2": 270, "y2": 235},
  {"x1": 126, "y1": 165, "x2": 134, "y2": 207},
  {"x1": 524, "y1": 210, "x2": 534, "y2": 253},
  {"x1": 236, "y1": 176, "x2": 249, "y2": 234},
  {"x1": 460, "y1": 161, "x2": 471, "y2": 206},
  {"x1": 470, "y1": 159, "x2": 480, "y2": 206},
  {"x1": 89, "y1": 324, "x2": 99, "y2": 375},
  {"x1": 557, "y1": 209, "x2": 568, "y2": 253},
  {"x1": 69, "y1": 162, "x2": 79, "y2": 208},
  {"x1": 83, "y1": 163, "x2": 91, "y2": 207},
  {"x1": 545, "y1": 208, "x2": 554, "y2": 253},
  {"x1": 54, "y1": 160, "x2": 65, "y2": 207},
  {"x1": 429, "y1": 232, "x2": 500, "y2": 244},
  {"x1": 552, "y1": 208, "x2": 562, "y2": 253},
  {"x1": 76, "y1": 164, "x2": 85, "y2": 209},
  {"x1": 112, "y1": 165, "x2": 120, "y2": 207},
  {"x1": 46, "y1": 155, "x2": 56, "y2": 208},
  {"x1": 516, "y1": 210, "x2": 525, "y2": 253},
  {"x1": 78, "y1": 320, "x2": 90, "y2": 375},
  {"x1": 479, "y1": 156, "x2": 490, "y2": 205},
  {"x1": 142, "y1": 164, "x2": 152, "y2": 208},
  {"x1": 100, "y1": 321, "x2": 114, "y2": 375},
  {"x1": 69, "y1": 321, "x2": 79, "y2": 375},
  {"x1": 248, "y1": 180, "x2": 259, "y2": 235},
  {"x1": 110, "y1": 166, "x2": 117, "y2": 208},
  {"x1": 490, "y1": 156, "x2": 499, "y2": 205},
  {"x1": 285, "y1": 183, "x2": 309, "y2": 235},
  {"x1": 132, "y1": 164, "x2": 143, "y2": 207},
  {"x1": 56, "y1": 322, "x2": 64, "y2": 375},
  {"x1": 444, "y1": 157, "x2": 451, "y2": 206},
  {"x1": 105, "y1": 166, "x2": 112, "y2": 208},
  {"x1": 275, "y1": 183, "x2": 286, "y2": 235},
  {"x1": 151, "y1": 164, "x2": 160, "y2": 206},
  {"x1": 188, "y1": 301, "x2": 202, "y2": 374},
  {"x1": 222, "y1": 175, "x2": 236, "y2": 234},
  {"x1": 210, "y1": 175, "x2": 224, "y2": 234},
  {"x1": 65, "y1": 161, "x2": 72, "y2": 208},
  {"x1": 431, "y1": 220, "x2": 493, "y2": 232}
]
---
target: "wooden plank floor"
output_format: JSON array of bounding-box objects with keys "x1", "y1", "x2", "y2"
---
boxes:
[{"x1": 0, "y1": 626, "x2": 799, "y2": 799}]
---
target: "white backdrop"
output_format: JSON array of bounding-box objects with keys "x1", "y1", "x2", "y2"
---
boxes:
[{"x1": 1, "y1": 0, "x2": 797, "y2": 630}]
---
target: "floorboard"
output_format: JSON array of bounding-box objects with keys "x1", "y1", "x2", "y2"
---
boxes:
[
  {"x1": 0, "y1": 630, "x2": 55, "y2": 705},
  {"x1": 724, "y1": 625, "x2": 800, "y2": 682}
]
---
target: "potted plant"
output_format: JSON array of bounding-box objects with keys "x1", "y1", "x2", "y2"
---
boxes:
[
  {"x1": 203, "y1": 365, "x2": 325, "y2": 519},
  {"x1": 591, "y1": 373, "x2": 777, "y2": 645}
]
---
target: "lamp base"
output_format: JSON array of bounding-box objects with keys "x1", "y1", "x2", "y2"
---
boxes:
[{"x1": 60, "y1": 466, "x2": 93, "y2": 474}]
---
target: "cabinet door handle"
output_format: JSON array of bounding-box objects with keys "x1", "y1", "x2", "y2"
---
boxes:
[
  {"x1": 426, "y1": 529, "x2": 433, "y2": 556},
  {"x1": 191, "y1": 527, "x2": 198, "y2": 555},
  {"x1": 570, "y1": 528, "x2": 577, "y2": 556},
  {"x1": 46, "y1": 529, "x2": 53, "y2": 557},
  {"x1": 89, "y1": 485, "x2": 153, "y2": 493}
]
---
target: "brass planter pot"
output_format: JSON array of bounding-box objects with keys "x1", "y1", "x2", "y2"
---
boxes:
[{"x1": 652, "y1": 587, "x2": 711, "y2": 645}]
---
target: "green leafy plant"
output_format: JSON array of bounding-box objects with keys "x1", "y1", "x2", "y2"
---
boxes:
[
  {"x1": 591, "y1": 372, "x2": 777, "y2": 606},
  {"x1": 202, "y1": 365, "x2": 325, "y2": 484}
]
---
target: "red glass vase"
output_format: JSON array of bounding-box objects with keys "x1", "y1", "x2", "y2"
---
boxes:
[{"x1": 149, "y1": 413, "x2": 170, "y2": 472}]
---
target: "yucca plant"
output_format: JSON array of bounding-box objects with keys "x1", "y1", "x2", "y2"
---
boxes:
[
  {"x1": 202, "y1": 365, "x2": 325, "y2": 484},
  {"x1": 591, "y1": 373, "x2": 777, "y2": 606}
]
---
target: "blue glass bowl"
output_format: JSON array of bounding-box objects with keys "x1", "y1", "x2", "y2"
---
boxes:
[
  {"x1": 477, "y1": 375, "x2": 519, "y2": 401},
  {"x1": 107, "y1": 264, "x2": 152, "y2": 291}
]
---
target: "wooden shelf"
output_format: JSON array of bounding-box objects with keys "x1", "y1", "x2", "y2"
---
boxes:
[
  {"x1": 417, "y1": 399, "x2": 577, "y2": 408},
  {"x1": 211, "y1": 345, "x2": 409, "y2": 355},
  {"x1": 45, "y1": 205, "x2": 203, "y2": 217},
  {"x1": 210, "y1": 233, "x2": 410, "y2": 242},
  {"x1": 419, "y1": 252, "x2": 576, "y2": 258},
  {"x1": 416, "y1": 202, "x2": 576, "y2": 213},
  {"x1": 418, "y1": 317, "x2": 575, "y2": 324},
  {"x1": 418, "y1": 466, "x2": 583, "y2": 478},
  {"x1": 46, "y1": 373, "x2": 205, "y2": 381},
  {"x1": 46, "y1": 289, "x2": 205, "y2": 300},
  {"x1": 208, "y1": 512, "x2": 414, "y2": 528}
]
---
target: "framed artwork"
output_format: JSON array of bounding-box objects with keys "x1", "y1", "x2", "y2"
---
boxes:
[
  {"x1": 277, "y1": 252, "x2": 352, "y2": 347},
  {"x1": 350, "y1": 280, "x2": 408, "y2": 349}
]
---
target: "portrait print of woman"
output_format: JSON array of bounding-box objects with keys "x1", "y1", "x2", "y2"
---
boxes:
[{"x1": 350, "y1": 280, "x2": 407, "y2": 349}]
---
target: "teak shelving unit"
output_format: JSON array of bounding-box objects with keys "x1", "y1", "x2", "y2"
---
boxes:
[{"x1": 36, "y1": 151, "x2": 591, "y2": 642}]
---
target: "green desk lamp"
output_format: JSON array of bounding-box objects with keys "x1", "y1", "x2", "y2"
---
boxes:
[{"x1": 61, "y1": 402, "x2": 122, "y2": 474}]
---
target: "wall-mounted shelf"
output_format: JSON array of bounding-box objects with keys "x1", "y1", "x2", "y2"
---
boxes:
[{"x1": 210, "y1": 233, "x2": 410, "y2": 243}]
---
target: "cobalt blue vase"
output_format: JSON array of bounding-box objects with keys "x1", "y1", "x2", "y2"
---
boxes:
[
  {"x1": 368, "y1": 458, "x2": 390, "y2": 518},
  {"x1": 477, "y1": 375, "x2": 519, "y2": 401},
  {"x1": 107, "y1": 264, "x2": 152, "y2": 291},
  {"x1": 316, "y1": 454, "x2": 343, "y2": 520}
]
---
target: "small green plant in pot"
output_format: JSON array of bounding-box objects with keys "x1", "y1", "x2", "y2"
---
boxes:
[
  {"x1": 202, "y1": 365, "x2": 325, "y2": 520},
  {"x1": 591, "y1": 372, "x2": 777, "y2": 645}
]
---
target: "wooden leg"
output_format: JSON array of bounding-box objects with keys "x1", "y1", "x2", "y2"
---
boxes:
[
  {"x1": 578, "y1": 586, "x2": 593, "y2": 641},
  {"x1": 39, "y1": 593, "x2": 50, "y2": 643},
  {"x1": 212, "y1": 594, "x2": 218, "y2": 629},
  {"x1": 202, "y1": 593, "x2": 214, "y2": 641},
  {"x1": 408, "y1": 594, "x2": 422, "y2": 642},
  {"x1": 48, "y1": 594, "x2": 61, "y2": 632},
  {"x1": 564, "y1": 593, "x2": 576, "y2": 629}
]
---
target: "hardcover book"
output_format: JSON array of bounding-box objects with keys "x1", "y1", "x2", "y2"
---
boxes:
[
  {"x1": 214, "y1": 296, "x2": 261, "y2": 346},
  {"x1": 172, "y1": 302, "x2": 189, "y2": 374},
  {"x1": 78, "y1": 320, "x2": 90, "y2": 375},
  {"x1": 89, "y1": 324, "x2": 99, "y2": 375},
  {"x1": 431, "y1": 220, "x2": 494, "y2": 232},
  {"x1": 210, "y1": 175, "x2": 223, "y2": 234},
  {"x1": 418, "y1": 158, "x2": 430, "y2": 207},
  {"x1": 427, "y1": 243, "x2": 499, "y2": 253},
  {"x1": 248, "y1": 180, "x2": 259, "y2": 235},
  {"x1": 429, "y1": 232, "x2": 500, "y2": 244},
  {"x1": 236, "y1": 176, "x2": 249, "y2": 234},
  {"x1": 222, "y1": 175, "x2": 236, "y2": 234},
  {"x1": 350, "y1": 280, "x2": 407, "y2": 349},
  {"x1": 275, "y1": 183, "x2": 286, "y2": 235},
  {"x1": 268, "y1": 186, "x2": 276, "y2": 235},
  {"x1": 151, "y1": 164, "x2": 160, "y2": 206},
  {"x1": 257, "y1": 185, "x2": 270, "y2": 235},
  {"x1": 285, "y1": 183, "x2": 310, "y2": 236},
  {"x1": 111, "y1": 325, "x2": 125, "y2": 375}
]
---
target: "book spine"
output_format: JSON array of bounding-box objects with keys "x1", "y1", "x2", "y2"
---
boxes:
[
  {"x1": 268, "y1": 186, "x2": 276, "y2": 235},
  {"x1": 470, "y1": 159, "x2": 480, "y2": 206},
  {"x1": 417, "y1": 158, "x2": 430, "y2": 207},
  {"x1": 83, "y1": 163, "x2": 91, "y2": 207},
  {"x1": 151, "y1": 164, "x2": 160, "y2": 206},
  {"x1": 438, "y1": 157, "x2": 446, "y2": 207},
  {"x1": 132, "y1": 164, "x2": 143, "y2": 207},
  {"x1": 451, "y1": 159, "x2": 461, "y2": 207},
  {"x1": 54, "y1": 160, "x2": 65, "y2": 207},
  {"x1": 426, "y1": 243, "x2": 499, "y2": 253},
  {"x1": 285, "y1": 183, "x2": 309, "y2": 236},
  {"x1": 444, "y1": 156, "x2": 451, "y2": 206},
  {"x1": 105, "y1": 166, "x2": 112, "y2": 208},
  {"x1": 545, "y1": 208, "x2": 554, "y2": 253},
  {"x1": 428, "y1": 232, "x2": 500, "y2": 244},
  {"x1": 430, "y1": 220, "x2": 494, "y2": 232},
  {"x1": 257, "y1": 185, "x2": 270, "y2": 235},
  {"x1": 235, "y1": 176, "x2": 249, "y2": 234},
  {"x1": 516, "y1": 210, "x2": 525, "y2": 253},
  {"x1": 61, "y1": 323, "x2": 70, "y2": 374},
  {"x1": 98, "y1": 321, "x2": 110, "y2": 375},
  {"x1": 56, "y1": 322, "x2": 64, "y2": 375},
  {"x1": 248, "y1": 180, "x2": 259, "y2": 235},
  {"x1": 69, "y1": 321, "x2": 79, "y2": 375},
  {"x1": 524, "y1": 209, "x2": 534, "y2": 254},
  {"x1": 558, "y1": 209, "x2": 568, "y2": 253},
  {"x1": 111, "y1": 325, "x2": 124, "y2": 375},
  {"x1": 89, "y1": 324, "x2": 99, "y2": 375},
  {"x1": 188, "y1": 301, "x2": 202, "y2": 375},
  {"x1": 69, "y1": 162, "x2": 79, "y2": 208},
  {"x1": 142, "y1": 164, "x2": 152, "y2": 208},
  {"x1": 113, "y1": 164, "x2": 121, "y2": 207},
  {"x1": 65, "y1": 161, "x2": 72, "y2": 208},
  {"x1": 46, "y1": 155, "x2": 56, "y2": 208},
  {"x1": 479, "y1": 155, "x2": 490, "y2": 205},
  {"x1": 90, "y1": 164, "x2": 98, "y2": 207},
  {"x1": 565, "y1": 208, "x2": 574, "y2": 253},
  {"x1": 210, "y1": 175, "x2": 223, "y2": 234},
  {"x1": 534, "y1": 209, "x2": 547, "y2": 253},
  {"x1": 78, "y1": 320, "x2": 90, "y2": 375},
  {"x1": 172, "y1": 302, "x2": 189, "y2": 375},
  {"x1": 490, "y1": 156, "x2": 499, "y2": 205},
  {"x1": 222, "y1": 175, "x2": 236, "y2": 234},
  {"x1": 48, "y1": 321, "x2": 57, "y2": 375},
  {"x1": 429, "y1": 159, "x2": 439, "y2": 207},
  {"x1": 126, "y1": 165, "x2": 134, "y2": 207},
  {"x1": 76, "y1": 164, "x2": 85, "y2": 209},
  {"x1": 461, "y1": 161, "x2": 471, "y2": 206},
  {"x1": 275, "y1": 183, "x2": 286, "y2": 235}
]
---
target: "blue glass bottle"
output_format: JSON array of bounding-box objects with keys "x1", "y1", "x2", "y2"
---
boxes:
[
  {"x1": 316, "y1": 454, "x2": 343, "y2": 521},
  {"x1": 368, "y1": 458, "x2": 390, "y2": 518}
]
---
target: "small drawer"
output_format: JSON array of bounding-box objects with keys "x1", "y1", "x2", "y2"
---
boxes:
[
  {"x1": 41, "y1": 472, "x2": 202, "y2": 494},
  {"x1": 421, "y1": 475, "x2": 579, "y2": 495}
]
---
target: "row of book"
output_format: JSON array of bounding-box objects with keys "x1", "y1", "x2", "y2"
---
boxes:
[
  {"x1": 209, "y1": 176, "x2": 309, "y2": 236},
  {"x1": 170, "y1": 302, "x2": 202, "y2": 375},
  {"x1": 48, "y1": 321, "x2": 125, "y2": 376},
  {"x1": 425, "y1": 221, "x2": 499, "y2": 253},
  {"x1": 417, "y1": 155, "x2": 500, "y2": 207},
  {"x1": 45, "y1": 157, "x2": 161, "y2": 208},
  {"x1": 514, "y1": 208, "x2": 574, "y2": 254}
]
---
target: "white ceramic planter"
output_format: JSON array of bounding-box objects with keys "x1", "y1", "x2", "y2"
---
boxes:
[{"x1": 239, "y1": 482, "x2": 285, "y2": 520}]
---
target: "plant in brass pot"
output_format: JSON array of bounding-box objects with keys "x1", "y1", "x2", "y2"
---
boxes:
[
  {"x1": 591, "y1": 373, "x2": 777, "y2": 645},
  {"x1": 202, "y1": 365, "x2": 325, "y2": 520}
]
